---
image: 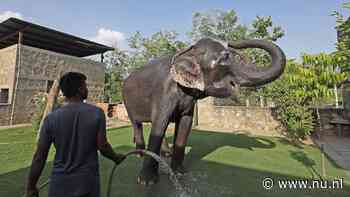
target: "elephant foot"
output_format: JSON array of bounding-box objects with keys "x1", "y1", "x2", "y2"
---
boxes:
[
  {"x1": 171, "y1": 163, "x2": 187, "y2": 176},
  {"x1": 160, "y1": 140, "x2": 172, "y2": 158},
  {"x1": 135, "y1": 143, "x2": 145, "y2": 157},
  {"x1": 137, "y1": 169, "x2": 159, "y2": 186},
  {"x1": 171, "y1": 145, "x2": 186, "y2": 175},
  {"x1": 160, "y1": 147, "x2": 173, "y2": 158}
]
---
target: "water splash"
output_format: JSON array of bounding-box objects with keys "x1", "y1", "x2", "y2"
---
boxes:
[
  {"x1": 136, "y1": 150, "x2": 190, "y2": 197},
  {"x1": 122, "y1": 149, "x2": 190, "y2": 197}
]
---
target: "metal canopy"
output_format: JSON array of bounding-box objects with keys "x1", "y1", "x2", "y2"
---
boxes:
[{"x1": 0, "y1": 18, "x2": 114, "y2": 57}]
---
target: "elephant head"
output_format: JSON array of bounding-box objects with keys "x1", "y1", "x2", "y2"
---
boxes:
[{"x1": 170, "y1": 38, "x2": 286, "y2": 98}]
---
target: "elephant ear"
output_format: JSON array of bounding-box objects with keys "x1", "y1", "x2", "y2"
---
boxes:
[{"x1": 170, "y1": 56, "x2": 205, "y2": 91}]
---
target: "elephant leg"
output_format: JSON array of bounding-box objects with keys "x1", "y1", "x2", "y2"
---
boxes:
[
  {"x1": 138, "y1": 124, "x2": 169, "y2": 185},
  {"x1": 160, "y1": 120, "x2": 180, "y2": 157},
  {"x1": 173, "y1": 120, "x2": 179, "y2": 145},
  {"x1": 132, "y1": 122, "x2": 145, "y2": 150},
  {"x1": 160, "y1": 137, "x2": 172, "y2": 157},
  {"x1": 138, "y1": 102, "x2": 175, "y2": 186},
  {"x1": 171, "y1": 115, "x2": 193, "y2": 175}
]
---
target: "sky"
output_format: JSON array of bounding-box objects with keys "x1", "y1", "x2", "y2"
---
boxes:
[{"x1": 0, "y1": 0, "x2": 348, "y2": 59}]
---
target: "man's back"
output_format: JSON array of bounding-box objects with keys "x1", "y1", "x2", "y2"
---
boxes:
[
  {"x1": 25, "y1": 72, "x2": 124, "y2": 197},
  {"x1": 42, "y1": 103, "x2": 105, "y2": 197}
]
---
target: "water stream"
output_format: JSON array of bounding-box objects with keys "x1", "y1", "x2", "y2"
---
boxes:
[{"x1": 136, "y1": 149, "x2": 190, "y2": 197}]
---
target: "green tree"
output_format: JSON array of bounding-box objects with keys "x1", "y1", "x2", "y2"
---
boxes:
[
  {"x1": 262, "y1": 53, "x2": 347, "y2": 141},
  {"x1": 190, "y1": 9, "x2": 249, "y2": 41},
  {"x1": 103, "y1": 30, "x2": 187, "y2": 102},
  {"x1": 260, "y1": 3, "x2": 350, "y2": 141},
  {"x1": 262, "y1": 61, "x2": 315, "y2": 141},
  {"x1": 332, "y1": 2, "x2": 350, "y2": 70},
  {"x1": 103, "y1": 47, "x2": 139, "y2": 103},
  {"x1": 129, "y1": 30, "x2": 187, "y2": 60},
  {"x1": 190, "y1": 9, "x2": 284, "y2": 42},
  {"x1": 301, "y1": 53, "x2": 347, "y2": 105}
]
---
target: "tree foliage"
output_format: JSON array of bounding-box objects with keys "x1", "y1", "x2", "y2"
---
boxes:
[
  {"x1": 262, "y1": 53, "x2": 347, "y2": 140},
  {"x1": 103, "y1": 31, "x2": 186, "y2": 102},
  {"x1": 301, "y1": 53, "x2": 347, "y2": 101},
  {"x1": 129, "y1": 31, "x2": 187, "y2": 60},
  {"x1": 332, "y1": 2, "x2": 350, "y2": 70},
  {"x1": 262, "y1": 61, "x2": 315, "y2": 140},
  {"x1": 259, "y1": 3, "x2": 350, "y2": 140}
]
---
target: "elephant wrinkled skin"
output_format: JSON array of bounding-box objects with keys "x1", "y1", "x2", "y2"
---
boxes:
[{"x1": 122, "y1": 38, "x2": 286, "y2": 185}]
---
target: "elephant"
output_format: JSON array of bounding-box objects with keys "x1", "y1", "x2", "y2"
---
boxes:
[{"x1": 122, "y1": 38, "x2": 286, "y2": 185}]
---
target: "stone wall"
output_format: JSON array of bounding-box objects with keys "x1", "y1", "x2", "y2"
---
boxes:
[
  {"x1": 316, "y1": 107, "x2": 345, "y2": 136},
  {"x1": 112, "y1": 97, "x2": 282, "y2": 136},
  {"x1": 114, "y1": 104, "x2": 129, "y2": 122},
  {"x1": 197, "y1": 97, "x2": 282, "y2": 136},
  {"x1": 95, "y1": 103, "x2": 109, "y2": 117},
  {"x1": 0, "y1": 45, "x2": 17, "y2": 103},
  {"x1": 0, "y1": 104, "x2": 11, "y2": 125},
  {"x1": 0, "y1": 44, "x2": 105, "y2": 125}
]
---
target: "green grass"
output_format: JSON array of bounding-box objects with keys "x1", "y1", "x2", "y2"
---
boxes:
[{"x1": 0, "y1": 126, "x2": 350, "y2": 197}]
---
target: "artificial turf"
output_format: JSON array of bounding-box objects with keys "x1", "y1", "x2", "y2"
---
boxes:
[{"x1": 0, "y1": 126, "x2": 349, "y2": 197}]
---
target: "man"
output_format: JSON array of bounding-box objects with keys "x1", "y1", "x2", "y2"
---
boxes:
[{"x1": 25, "y1": 72, "x2": 125, "y2": 197}]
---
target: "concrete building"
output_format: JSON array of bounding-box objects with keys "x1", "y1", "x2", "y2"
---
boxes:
[{"x1": 0, "y1": 18, "x2": 113, "y2": 126}]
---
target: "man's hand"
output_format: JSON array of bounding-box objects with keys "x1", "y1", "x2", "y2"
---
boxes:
[
  {"x1": 114, "y1": 153, "x2": 126, "y2": 165},
  {"x1": 25, "y1": 187, "x2": 39, "y2": 197},
  {"x1": 96, "y1": 111, "x2": 126, "y2": 165}
]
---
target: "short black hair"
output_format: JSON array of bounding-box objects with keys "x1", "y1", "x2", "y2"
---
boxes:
[{"x1": 59, "y1": 72, "x2": 87, "y2": 98}]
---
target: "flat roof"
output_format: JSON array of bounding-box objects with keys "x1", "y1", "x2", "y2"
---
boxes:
[{"x1": 0, "y1": 18, "x2": 114, "y2": 57}]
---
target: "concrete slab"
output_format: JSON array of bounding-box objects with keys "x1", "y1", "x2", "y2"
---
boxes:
[{"x1": 313, "y1": 136, "x2": 350, "y2": 170}]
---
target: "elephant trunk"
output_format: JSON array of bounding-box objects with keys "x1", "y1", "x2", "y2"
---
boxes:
[{"x1": 228, "y1": 40, "x2": 286, "y2": 87}]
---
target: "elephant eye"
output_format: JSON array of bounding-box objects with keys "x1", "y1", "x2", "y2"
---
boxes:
[{"x1": 216, "y1": 51, "x2": 230, "y2": 65}]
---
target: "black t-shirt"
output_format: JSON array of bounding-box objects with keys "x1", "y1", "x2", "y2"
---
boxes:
[{"x1": 39, "y1": 102, "x2": 105, "y2": 197}]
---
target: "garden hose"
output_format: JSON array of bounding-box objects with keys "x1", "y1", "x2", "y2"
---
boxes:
[
  {"x1": 22, "y1": 179, "x2": 50, "y2": 197},
  {"x1": 107, "y1": 149, "x2": 145, "y2": 197},
  {"x1": 38, "y1": 180, "x2": 50, "y2": 190}
]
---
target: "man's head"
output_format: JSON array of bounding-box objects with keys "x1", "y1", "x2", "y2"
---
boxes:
[{"x1": 59, "y1": 72, "x2": 88, "y2": 101}]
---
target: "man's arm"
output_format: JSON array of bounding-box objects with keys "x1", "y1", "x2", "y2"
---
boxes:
[
  {"x1": 25, "y1": 118, "x2": 52, "y2": 197},
  {"x1": 26, "y1": 142, "x2": 50, "y2": 192},
  {"x1": 97, "y1": 110, "x2": 125, "y2": 164},
  {"x1": 97, "y1": 136, "x2": 125, "y2": 164}
]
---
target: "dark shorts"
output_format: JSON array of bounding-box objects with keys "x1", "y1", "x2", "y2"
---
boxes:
[{"x1": 48, "y1": 173, "x2": 100, "y2": 197}]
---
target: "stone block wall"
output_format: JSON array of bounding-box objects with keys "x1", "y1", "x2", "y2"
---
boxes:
[
  {"x1": 112, "y1": 97, "x2": 283, "y2": 137},
  {"x1": 0, "y1": 45, "x2": 17, "y2": 103},
  {"x1": 197, "y1": 97, "x2": 282, "y2": 136},
  {"x1": 0, "y1": 44, "x2": 105, "y2": 125},
  {"x1": 316, "y1": 107, "x2": 345, "y2": 136},
  {"x1": 95, "y1": 103, "x2": 109, "y2": 117},
  {"x1": 0, "y1": 104, "x2": 11, "y2": 125},
  {"x1": 114, "y1": 104, "x2": 129, "y2": 122}
]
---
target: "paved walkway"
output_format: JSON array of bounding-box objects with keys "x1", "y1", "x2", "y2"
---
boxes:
[
  {"x1": 0, "y1": 123, "x2": 31, "y2": 130},
  {"x1": 313, "y1": 136, "x2": 350, "y2": 170},
  {"x1": 0, "y1": 119, "x2": 130, "y2": 131},
  {"x1": 106, "y1": 118, "x2": 130, "y2": 129}
]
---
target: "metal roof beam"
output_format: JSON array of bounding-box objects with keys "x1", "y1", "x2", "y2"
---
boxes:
[{"x1": 0, "y1": 25, "x2": 29, "y2": 42}]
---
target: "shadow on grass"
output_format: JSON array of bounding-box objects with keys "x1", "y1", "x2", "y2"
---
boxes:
[
  {"x1": 1, "y1": 129, "x2": 349, "y2": 197},
  {"x1": 289, "y1": 150, "x2": 321, "y2": 179},
  {"x1": 175, "y1": 129, "x2": 276, "y2": 169}
]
